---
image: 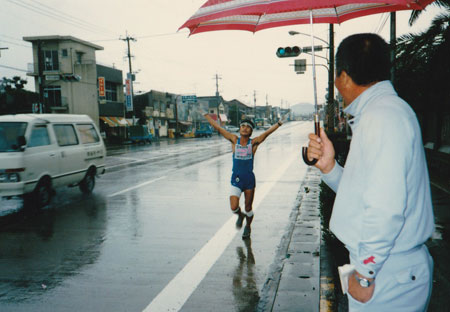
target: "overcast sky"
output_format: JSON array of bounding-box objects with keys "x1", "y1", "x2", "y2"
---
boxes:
[{"x1": 0, "y1": 0, "x2": 443, "y2": 108}]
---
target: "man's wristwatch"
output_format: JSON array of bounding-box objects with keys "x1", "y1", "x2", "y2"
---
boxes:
[
  {"x1": 354, "y1": 273, "x2": 374, "y2": 288},
  {"x1": 277, "y1": 121, "x2": 282, "y2": 126}
]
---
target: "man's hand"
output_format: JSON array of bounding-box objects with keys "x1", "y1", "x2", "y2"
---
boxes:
[
  {"x1": 348, "y1": 272, "x2": 375, "y2": 303},
  {"x1": 198, "y1": 106, "x2": 208, "y2": 117},
  {"x1": 279, "y1": 113, "x2": 289, "y2": 125},
  {"x1": 306, "y1": 128, "x2": 336, "y2": 173}
]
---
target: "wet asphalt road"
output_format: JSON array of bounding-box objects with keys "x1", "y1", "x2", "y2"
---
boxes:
[{"x1": 0, "y1": 121, "x2": 312, "y2": 312}]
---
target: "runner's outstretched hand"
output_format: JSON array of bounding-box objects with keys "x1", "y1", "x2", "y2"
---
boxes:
[
  {"x1": 279, "y1": 113, "x2": 289, "y2": 125},
  {"x1": 306, "y1": 128, "x2": 335, "y2": 174}
]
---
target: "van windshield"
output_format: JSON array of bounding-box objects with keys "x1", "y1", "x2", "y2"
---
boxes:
[{"x1": 0, "y1": 122, "x2": 27, "y2": 152}]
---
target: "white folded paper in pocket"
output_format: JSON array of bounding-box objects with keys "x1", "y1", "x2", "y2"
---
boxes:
[{"x1": 338, "y1": 264, "x2": 355, "y2": 294}]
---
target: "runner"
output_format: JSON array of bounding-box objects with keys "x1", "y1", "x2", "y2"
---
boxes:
[{"x1": 203, "y1": 113, "x2": 284, "y2": 239}]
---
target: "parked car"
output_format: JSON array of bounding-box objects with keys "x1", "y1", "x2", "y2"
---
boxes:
[
  {"x1": 195, "y1": 123, "x2": 213, "y2": 137},
  {"x1": 223, "y1": 125, "x2": 240, "y2": 132},
  {"x1": 128, "y1": 125, "x2": 152, "y2": 144},
  {"x1": 0, "y1": 114, "x2": 106, "y2": 208}
]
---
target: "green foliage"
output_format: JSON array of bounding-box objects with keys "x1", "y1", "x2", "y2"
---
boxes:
[
  {"x1": 396, "y1": 8, "x2": 450, "y2": 114},
  {"x1": 0, "y1": 76, "x2": 38, "y2": 115}
]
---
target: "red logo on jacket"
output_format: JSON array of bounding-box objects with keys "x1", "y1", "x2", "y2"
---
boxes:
[{"x1": 363, "y1": 256, "x2": 376, "y2": 265}]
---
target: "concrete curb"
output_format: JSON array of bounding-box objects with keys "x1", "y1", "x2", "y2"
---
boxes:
[{"x1": 257, "y1": 167, "x2": 322, "y2": 312}]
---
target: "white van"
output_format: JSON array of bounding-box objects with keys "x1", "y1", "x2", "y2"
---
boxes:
[{"x1": 0, "y1": 114, "x2": 106, "y2": 208}]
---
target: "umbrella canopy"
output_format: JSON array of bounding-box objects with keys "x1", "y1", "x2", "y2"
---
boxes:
[
  {"x1": 180, "y1": 0, "x2": 436, "y2": 166},
  {"x1": 180, "y1": 0, "x2": 435, "y2": 35}
]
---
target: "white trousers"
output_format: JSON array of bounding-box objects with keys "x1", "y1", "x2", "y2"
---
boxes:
[{"x1": 348, "y1": 244, "x2": 433, "y2": 312}]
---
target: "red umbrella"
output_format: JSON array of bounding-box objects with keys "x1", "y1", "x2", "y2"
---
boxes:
[
  {"x1": 180, "y1": 0, "x2": 435, "y2": 35},
  {"x1": 179, "y1": 0, "x2": 435, "y2": 165}
]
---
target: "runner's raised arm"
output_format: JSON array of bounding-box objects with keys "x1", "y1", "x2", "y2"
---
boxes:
[{"x1": 203, "y1": 113, "x2": 237, "y2": 143}]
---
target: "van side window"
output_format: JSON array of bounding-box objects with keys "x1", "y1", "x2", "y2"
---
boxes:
[
  {"x1": 53, "y1": 124, "x2": 79, "y2": 146},
  {"x1": 76, "y1": 124, "x2": 100, "y2": 144},
  {"x1": 28, "y1": 125, "x2": 51, "y2": 147}
]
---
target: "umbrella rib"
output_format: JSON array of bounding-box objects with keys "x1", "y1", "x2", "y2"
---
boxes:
[
  {"x1": 253, "y1": 13, "x2": 264, "y2": 33},
  {"x1": 333, "y1": 5, "x2": 340, "y2": 24}
]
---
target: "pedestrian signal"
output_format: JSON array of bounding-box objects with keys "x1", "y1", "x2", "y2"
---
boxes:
[{"x1": 276, "y1": 46, "x2": 301, "y2": 58}]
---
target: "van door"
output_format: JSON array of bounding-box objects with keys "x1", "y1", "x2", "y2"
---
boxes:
[
  {"x1": 52, "y1": 124, "x2": 86, "y2": 186},
  {"x1": 23, "y1": 123, "x2": 60, "y2": 192}
]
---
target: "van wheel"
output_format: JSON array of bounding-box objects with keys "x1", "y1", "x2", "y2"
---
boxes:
[
  {"x1": 79, "y1": 169, "x2": 95, "y2": 194},
  {"x1": 33, "y1": 179, "x2": 52, "y2": 208}
]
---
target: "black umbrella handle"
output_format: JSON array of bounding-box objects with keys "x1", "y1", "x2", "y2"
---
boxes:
[{"x1": 302, "y1": 114, "x2": 320, "y2": 166}]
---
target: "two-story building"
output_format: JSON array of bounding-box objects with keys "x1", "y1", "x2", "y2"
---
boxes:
[
  {"x1": 133, "y1": 90, "x2": 175, "y2": 137},
  {"x1": 96, "y1": 64, "x2": 128, "y2": 143},
  {"x1": 24, "y1": 35, "x2": 103, "y2": 126}
]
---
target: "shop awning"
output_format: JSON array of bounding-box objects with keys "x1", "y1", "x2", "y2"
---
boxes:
[
  {"x1": 219, "y1": 114, "x2": 228, "y2": 122},
  {"x1": 100, "y1": 116, "x2": 131, "y2": 127}
]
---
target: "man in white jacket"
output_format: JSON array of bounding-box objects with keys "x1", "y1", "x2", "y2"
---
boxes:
[{"x1": 306, "y1": 33, "x2": 434, "y2": 311}]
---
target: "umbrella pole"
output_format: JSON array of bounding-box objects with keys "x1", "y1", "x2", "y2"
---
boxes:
[
  {"x1": 302, "y1": 10, "x2": 320, "y2": 166},
  {"x1": 309, "y1": 10, "x2": 318, "y2": 116}
]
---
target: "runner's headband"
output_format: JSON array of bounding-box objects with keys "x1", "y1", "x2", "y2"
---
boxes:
[{"x1": 240, "y1": 121, "x2": 254, "y2": 130}]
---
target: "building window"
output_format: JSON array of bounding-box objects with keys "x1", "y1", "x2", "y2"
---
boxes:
[
  {"x1": 160, "y1": 102, "x2": 167, "y2": 112},
  {"x1": 62, "y1": 49, "x2": 68, "y2": 57},
  {"x1": 76, "y1": 51, "x2": 83, "y2": 64},
  {"x1": 105, "y1": 81, "x2": 117, "y2": 102},
  {"x1": 44, "y1": 86, "x2": 62, "y2": 107},
  {"x1": 43, "y1": 50, "x2": 59, "y2": 71}
]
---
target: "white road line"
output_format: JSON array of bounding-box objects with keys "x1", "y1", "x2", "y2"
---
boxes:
[
  {"x1": 107, "y1": 176, "x2": 167, "y2": 198},
  {"x1": 142, "y1": 150, "x2": 300, "y2": 312}
]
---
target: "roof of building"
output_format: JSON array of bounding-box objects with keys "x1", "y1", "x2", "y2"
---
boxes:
[{"x1": 23, "y1": 35, "x2": 104, "y2": 50}]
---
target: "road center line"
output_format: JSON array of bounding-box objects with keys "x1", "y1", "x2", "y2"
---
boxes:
[
  {"x1": 142, "y1": 150, "x2": 300, "y2": 312},
  {"x1": 107, "y1": 176, "x2": 167, "y2": 198}
]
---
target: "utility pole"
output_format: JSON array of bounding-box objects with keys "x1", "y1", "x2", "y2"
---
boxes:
[
  {"x1": 37, "y1": 40, "x2": 45, "y2": 113},
  {"x1": 253, "y1": 90, "x2": 256, "y2": 119},
  {"x1": 213, "y1": 73, "x2": 222, "y2": 118},
  {"x1": 390, "y1": 12, "x2": 396, "y2": 82},
  {"x1": 121, "y1": 31, "x2": 136, "y2": 124},
  {"x1": 327, "y1": 23, "x2": 335, "y2": 132}
]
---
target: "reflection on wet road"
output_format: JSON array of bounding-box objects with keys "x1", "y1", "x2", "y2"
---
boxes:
[{"x1": 0, "y1": 122, "x2": 311, "y2": 311}]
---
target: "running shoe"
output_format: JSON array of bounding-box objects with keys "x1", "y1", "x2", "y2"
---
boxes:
[
  {"x1": 242, "y1": 225, "x2": 251, "y2": 239},
  {"x1": 236, "y1": 213, "x2": 245, "y2": 229}
]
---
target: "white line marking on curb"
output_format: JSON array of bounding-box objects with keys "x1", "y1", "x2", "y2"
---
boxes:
[{"x1": 142, "y1": 150, "x2": 299, "y2": 312}]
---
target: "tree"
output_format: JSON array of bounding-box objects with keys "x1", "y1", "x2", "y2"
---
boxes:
[
  {"x1": 0, "y1": 76, "x2": 38, "y2": 115},
  {"x1": 395, "y1": 3, "x2": 450, "y2": 146},
  {"x1": 408, "y1": 0, "x2": 450, "y2": 26}
]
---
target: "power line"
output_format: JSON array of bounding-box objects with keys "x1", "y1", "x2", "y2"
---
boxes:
[
  {"x1": 6, "y1": 0, "x2": 117, "y2": 37},
  {"x1": 136, "y1": 30, "x2": 190, "y2": 39},
  {"x1": 0, "y1": 64, "x2": 28, "y2": 72},
  {"x1": 374, "y1": 13, "x2": 390, "y2": 34},
  {"x1": 29, "y1": 0, "x2": 117, "y2": 37},
  {"x1": 0, "y1": 37, "x2": 30, "y2": 48}
]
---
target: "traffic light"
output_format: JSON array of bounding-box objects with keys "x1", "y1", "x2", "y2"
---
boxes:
[{"x1": 276, "y1": 46, "x2": 301, "y2": 58}]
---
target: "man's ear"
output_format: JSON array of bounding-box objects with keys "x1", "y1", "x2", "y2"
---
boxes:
[{"x1": 340, "y1": 70, "x2": 352, "y2": 87}]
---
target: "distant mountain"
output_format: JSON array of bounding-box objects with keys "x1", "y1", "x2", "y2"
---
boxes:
[{"x1": 290, "y1": 103, "x2": 315, "y2": 116}]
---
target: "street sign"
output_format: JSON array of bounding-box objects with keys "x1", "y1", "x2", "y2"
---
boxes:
[
  {"x1": 295, "y1": 59, "x2": 307, "y2": 73},
  {"x1": 182, "y1": 95, "x2": 197, "y2": 103},
  {"x1": 125, "y1": 78, "x2": 133, "y2": 112},
  {"x1": 32, "y1": 103, "x2": 42, "y2": 113},
  {"x1": 302, "y1": 45, "x2": 323, "y2": 53},
  {"x1": 98, "y1": 77, "x2": 105, "y2": 97}
]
